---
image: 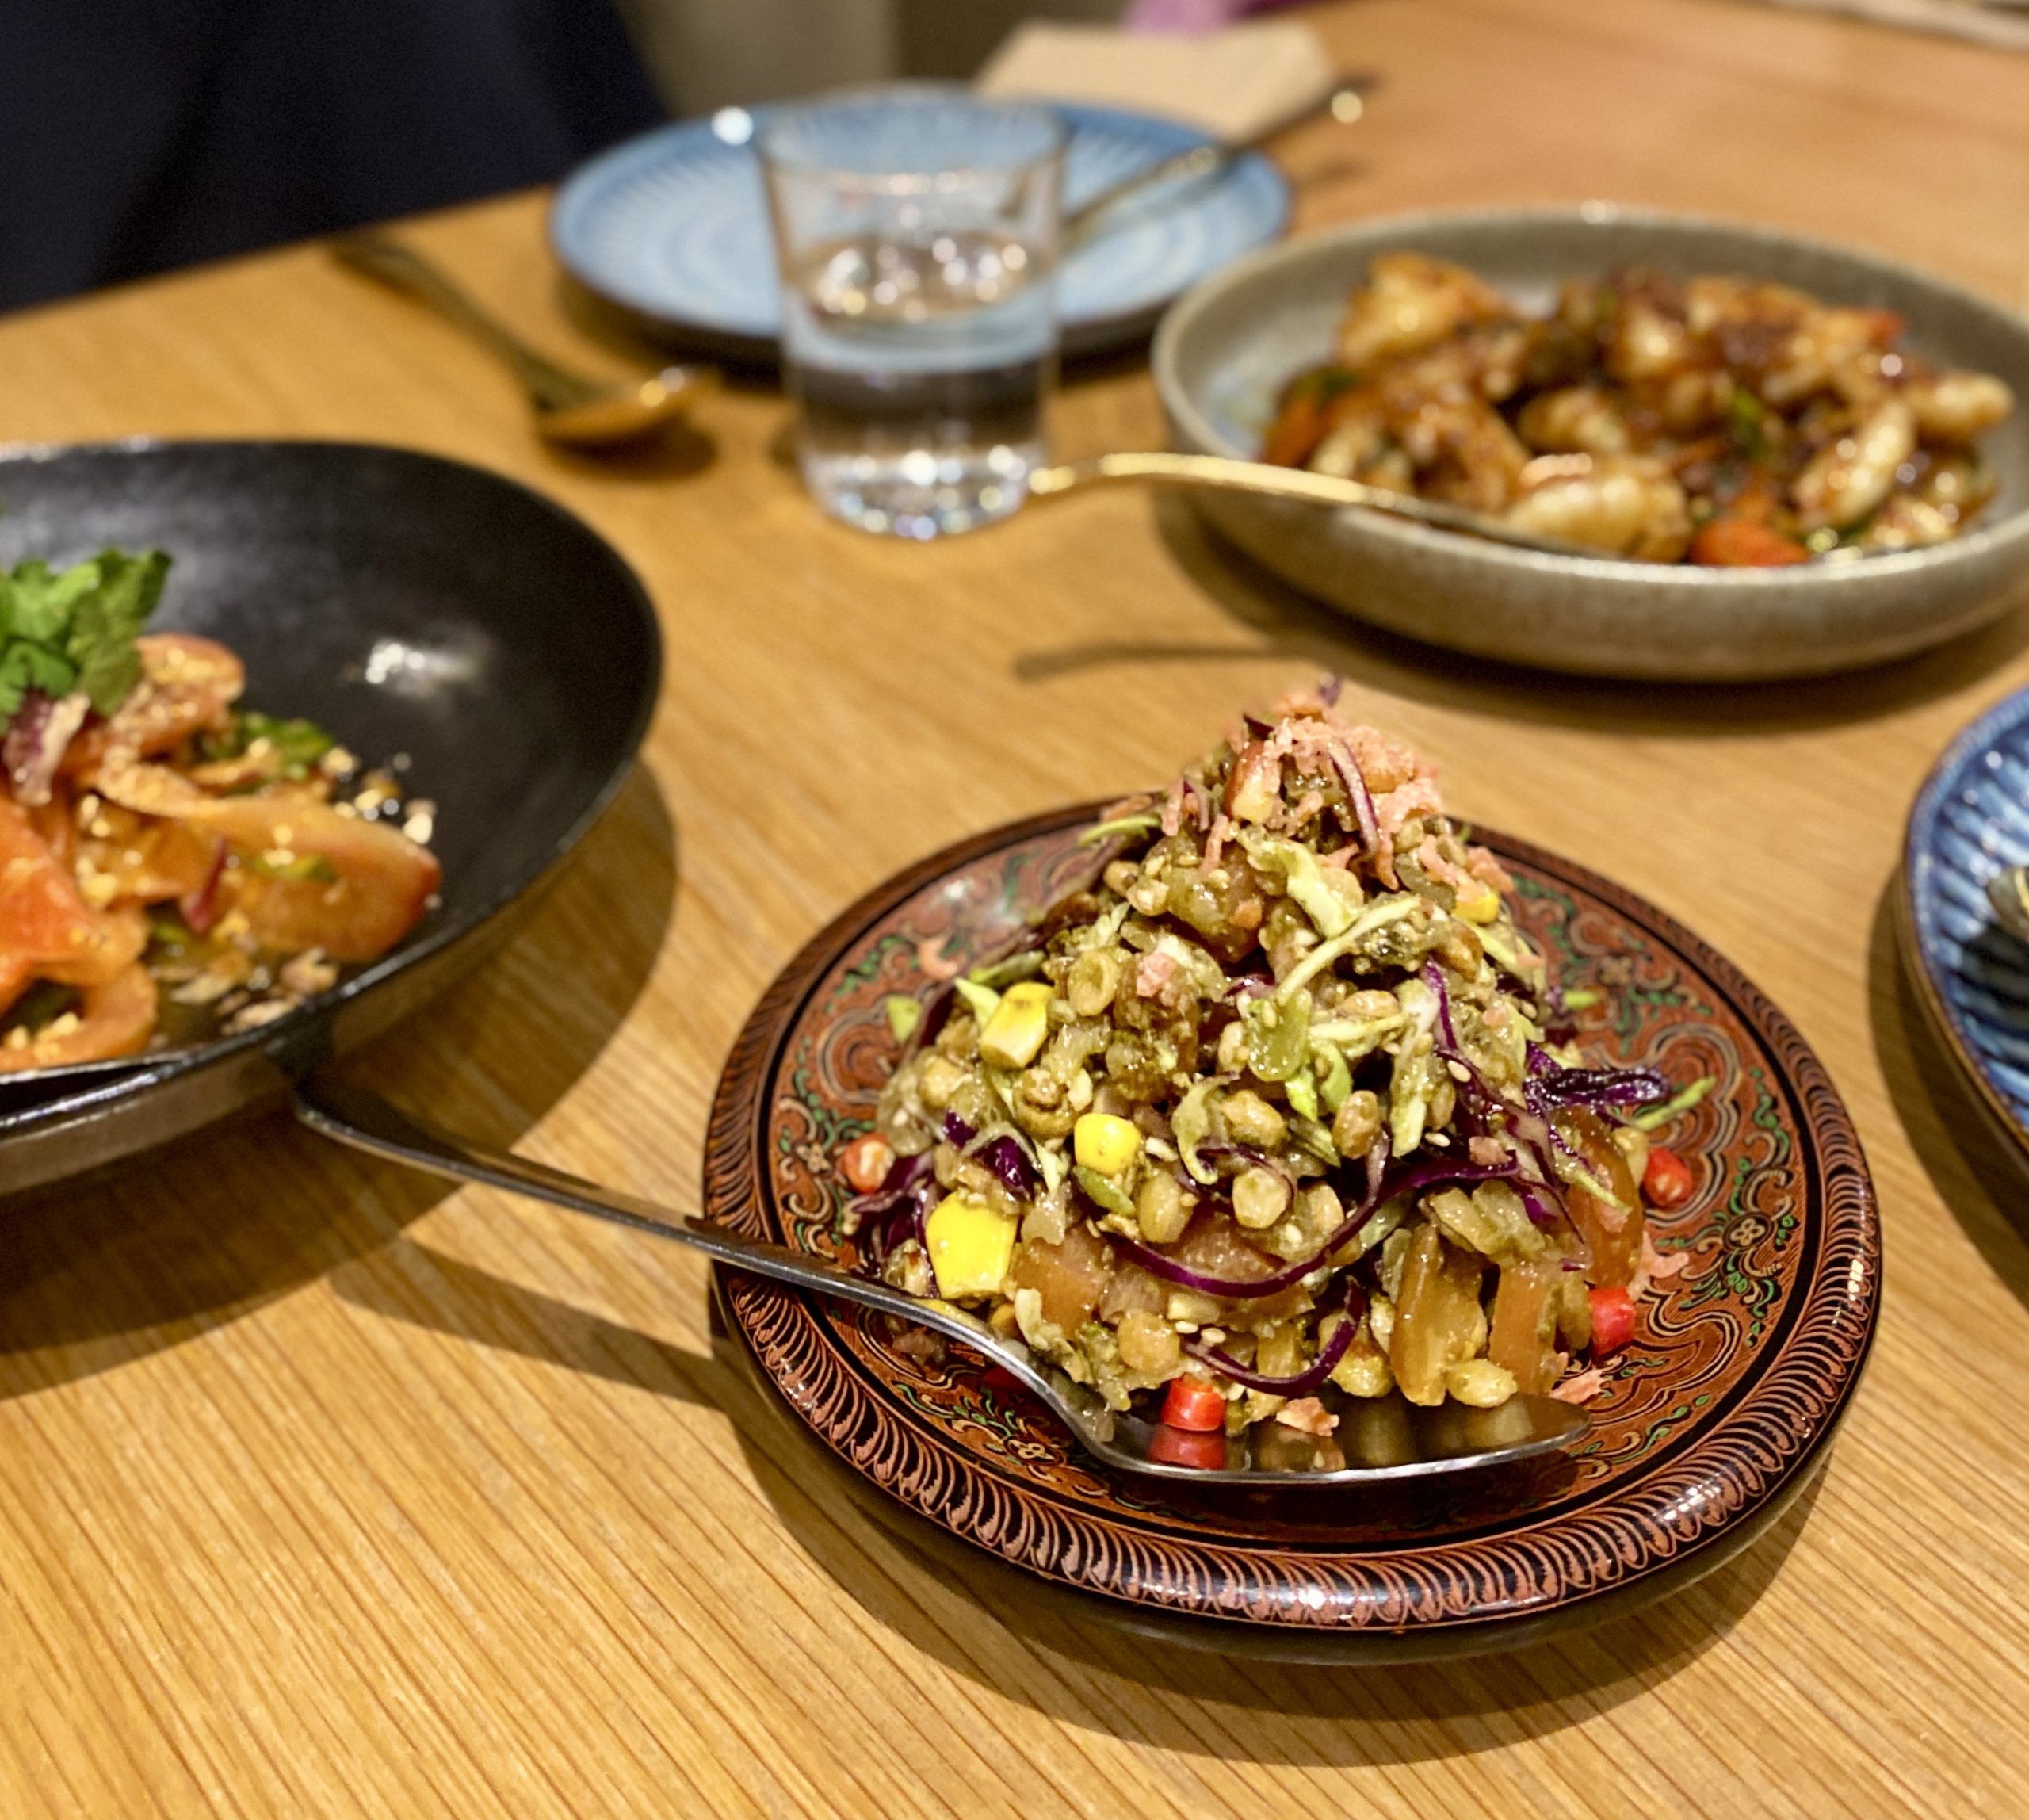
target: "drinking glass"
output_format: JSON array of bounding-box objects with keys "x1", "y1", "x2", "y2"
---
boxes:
[{"x1": 758, "y1": 87, "x2": 1065, "y2": 540}]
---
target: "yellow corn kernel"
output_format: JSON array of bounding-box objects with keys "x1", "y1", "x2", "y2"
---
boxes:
[
  {"x1": 1455, "y1": 886, "x2": 1501, "y2": 925},
  {"x1": 1072, "y1": 1111, "x2": 1141, "y2": 1176},
  {"x1": 978, "y1": 981, "x2": 1053, "y2": 1069},
  {"x1": 923, "y1": 1193, "x2": 1018, "y2": 1298}
]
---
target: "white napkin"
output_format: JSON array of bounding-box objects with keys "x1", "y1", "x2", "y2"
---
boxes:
[{"x1": 976, "y1": 19, "x2": 1339, "y2": 144}]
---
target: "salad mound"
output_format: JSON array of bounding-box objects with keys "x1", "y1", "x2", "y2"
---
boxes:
[{"x1": 841, "y1": 688, "x2": 1698, "y2": 1457}]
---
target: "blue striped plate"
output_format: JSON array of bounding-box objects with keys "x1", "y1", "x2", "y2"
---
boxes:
[
  {"x1": 548, "y1": 102, "x2": 1290, "y2": 361},
  {"x1": 1904, "y1": 683, "x2": 2029, "y2": 1150}
]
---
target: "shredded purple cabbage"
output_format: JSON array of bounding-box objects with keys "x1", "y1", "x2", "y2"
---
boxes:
[
  {"x1": 936, "y1": 1111, "x2": 1041, "y2": 1201},
  {"x1": 1102, "y1": 1134, "x2": 1398, "y2": 1301},
  {"x1": 1420, "y1": 959, "x2": 1498, "y2": 1138},
  {"x1": 1422, "y1": 959, "x2": 1458, "y2": 1050},
  {"x1": 850, "y1": 1146, "x2": 939, "y2": 1268},
  {"x1": 977, "y1": 1134, "x2": 1041, "y2": 1199},
  {"x1": 2, "y1": 689, "x2": 86, "y2": 808},
  {"x1": 910, "y1": 983, "x2": 957, "y2": 1058},
  {"x1": 1326, "y1": 735, "x2": 1381, "y2": 857},
  {"x1": 1184, "y1": 1277, "x2": 1369, "y2": 1396},
  {"x1": 1527, "y1": 1064, "x2": 1669, "y2": 1112}
]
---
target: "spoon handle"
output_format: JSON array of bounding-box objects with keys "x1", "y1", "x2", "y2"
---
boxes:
[
  {"x1": 1026, "y1": 449, "x2": 1595, "y2": 556},
  {"x1": 329, "y1": 233, "x2": 596, "y2": 411},
  {"x1": 292, "y1": 1075, "x2": 972, "y2": 1336},
  {"x1": 1062, "y1": 82, "x2": 1370, "y2": 245}
]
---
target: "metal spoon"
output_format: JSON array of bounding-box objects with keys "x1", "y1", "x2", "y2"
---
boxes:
[
  {"x1": 329, "y1": 232, "x2": 717, "y2": 449},
  {"x1": 1026, "y1": 450, "x2": 1605, "y2": 557},
  {"x1": 1026, "y1": 452, "x2": 1897, "y2": 564},
  {"x1": 1064, "y1": 82, "x2": 1372, "y2": 248},
  {"x1": 295, "y1": 1076, "x2": 1589, "y2": 1487}
]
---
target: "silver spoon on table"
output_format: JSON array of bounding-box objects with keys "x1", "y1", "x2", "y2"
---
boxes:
[
  {"x1": 296, "y1": 1076, "x2": 1589, "y2": 1488},
  {"x1": 330, "y1": 232, "x2": 718, "y2": 449}
]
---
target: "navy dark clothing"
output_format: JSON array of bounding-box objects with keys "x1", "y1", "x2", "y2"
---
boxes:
[{"x1": 0, "y1": 0, "x2": 663, "y2": 312}]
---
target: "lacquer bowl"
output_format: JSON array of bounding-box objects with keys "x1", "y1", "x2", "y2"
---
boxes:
[{"x1": 704, "y1": 804, "x2": 1880, "y2": 1661}]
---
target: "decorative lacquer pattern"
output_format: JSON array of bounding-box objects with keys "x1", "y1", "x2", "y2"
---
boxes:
[{"x1": 705, "y1": 806, "x2": 1879, "y2": 1637}]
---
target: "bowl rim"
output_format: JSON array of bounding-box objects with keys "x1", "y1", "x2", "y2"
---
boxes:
[
  {"x1": 1900, "y1": 679, "x2": 2029, "y2": 1166},
  {"x1": 1152, "y1": 201, "x2": 2029, "y2": 585}
]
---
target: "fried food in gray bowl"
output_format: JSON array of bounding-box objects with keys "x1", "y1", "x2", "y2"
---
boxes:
[{"x1": 1153, "y1": 207, "x2": 2029, "y2": 680}]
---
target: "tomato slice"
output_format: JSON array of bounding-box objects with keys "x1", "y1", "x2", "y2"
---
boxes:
[
  {"x1": 0, "y1": 797, "x2": 147, "y2": 994},
  {"x1": 1146, "y1": 1424, "x2": 1226, "y2": 1470},
  {"x1": 0, "y1": 963, "x2": 156, "y2": 1072},
  {"x1": 1160, "y1": 1377, "x2": 1228, "y2": 1432},
  {"x1": 1589, "y1": 1286, "x2": 1637, "y2": 1357}
]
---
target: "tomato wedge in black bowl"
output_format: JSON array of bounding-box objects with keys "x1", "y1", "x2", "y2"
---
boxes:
[{"x1": 0, "y1": 440, "x2": 659, "y2": 1199}]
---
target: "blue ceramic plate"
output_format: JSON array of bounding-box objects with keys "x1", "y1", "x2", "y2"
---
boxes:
[
  {"x1": 1902, "y1": 685, "x2": 2029, "y2": 1153},
  {"x1": 549, "y1": 102, "x2": 1290, "y2": 361}
]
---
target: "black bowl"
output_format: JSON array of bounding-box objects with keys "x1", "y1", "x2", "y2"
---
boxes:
[{"x1": 0, "y1": 440, "x2": 660, "y2": 1198}]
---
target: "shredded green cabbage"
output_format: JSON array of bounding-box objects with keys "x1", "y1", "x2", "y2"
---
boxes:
[
  {"x1": 1630, "y1": 1074, "x2": 1716, "y2": 1131},
  {"x1": 1078, "y1": 812, "x2": 1161, "y2": 847},
  {"x1": 1247, "y1": 834, "x2": 1356, "y2": 939},
  {"x1": 1172, "y1": 1074, "x2": 1229, "y2": 1186},
  {"x1": 952, "y1": 978, "x2": 1001, "y2": 1025}
]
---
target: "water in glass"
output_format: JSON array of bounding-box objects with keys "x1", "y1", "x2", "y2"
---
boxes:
[{"x1": 761, "y1": 89, "x2": 1064, "y2": 541}]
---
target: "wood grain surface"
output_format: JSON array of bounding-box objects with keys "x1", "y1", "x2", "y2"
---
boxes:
[{"x1": 2, "y1": 0, "x2": 2028, "y2": 1813}]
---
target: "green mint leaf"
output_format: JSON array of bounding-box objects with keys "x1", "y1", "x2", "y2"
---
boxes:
[
  {"x1": 5, "y1": 556, "x2": 101, "y2": 645},
  {"x1": 67, "y1": 548, "x2": 169, "y2": 715},
  {"x1": 0, "y1": 640, "x2": 78, "y2": 720}
]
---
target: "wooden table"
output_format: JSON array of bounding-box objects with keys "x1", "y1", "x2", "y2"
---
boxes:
[{"x1": 4, "y1": 0, "x2": 2028, "y2": 1811}]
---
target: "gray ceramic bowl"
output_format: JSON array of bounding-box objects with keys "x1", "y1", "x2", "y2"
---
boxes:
[{"x1": 1153, "y1": 205, "x2": 2029, "y2": 680}]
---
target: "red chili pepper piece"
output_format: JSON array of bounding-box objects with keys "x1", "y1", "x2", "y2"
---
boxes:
[
  {"x1": 1146, "y1": 1424, "x2": 1226, "y2": 1470},
  {"x1": 1643, "y1": 1145, "x2": 1695, "y2": 1210},
  {"x1": 1160, "y1": 1377, "x2": 1228, "y2": 1432},
  {"x1": 1590, "y1": 1285, "x2": 1637, "y2": 1356}
]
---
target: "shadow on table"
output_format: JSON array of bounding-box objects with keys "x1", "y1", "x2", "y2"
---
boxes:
[
  {"x1": 542, "y1": 416, "x2": 722, "y2": 485},
  {"x1": 330, "y1": 1239, "x2": 732, "y2": 1414},
  {"x1": 0, "y1": 764, "x2": 677, "y2": 1401},
  {"x1": 556, "y1": 275, "x2": 782, "y2": 391},
  {"x1": 319, "y1": 1221, "x2": 1821, "y2": 1762},
  {"x1": 704, "y1": 1304, "x2": 1825, "y2": 1765},
  {"x1": 1012, "y1": 495, "x2": 2029, "y2": 736},
  {"x1": 1867, "y1": 879, "x2": 2029, "y2": 1307}
]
